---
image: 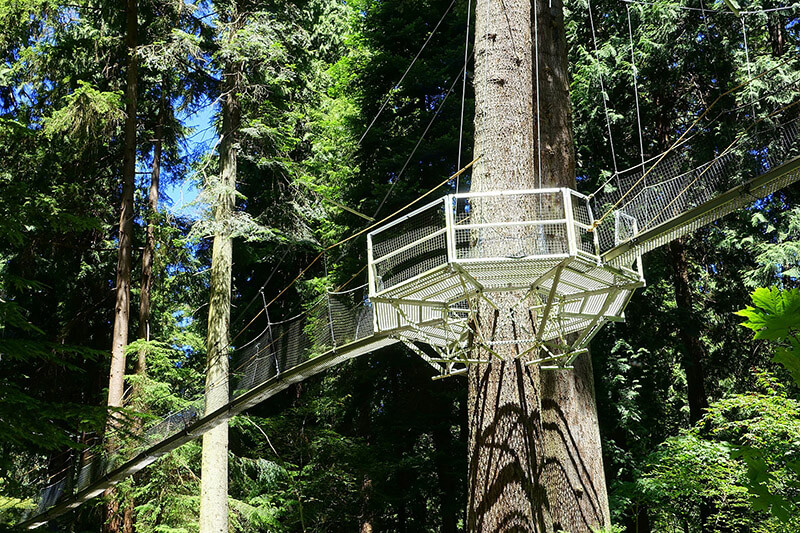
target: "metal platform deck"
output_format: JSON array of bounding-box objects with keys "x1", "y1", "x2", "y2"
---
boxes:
[{"x1": 367, "y1": 188, "x2": 645, "y2": 375}]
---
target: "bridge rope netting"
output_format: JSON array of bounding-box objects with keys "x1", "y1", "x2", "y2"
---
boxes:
[
  {"x1": 589, "y1": 52, "x2": 800, "y2": 260},
  {"x1": 29, "y1": 282, "x2": 381, "y2": 518},
  {"x1": 17, "y1": 1, "x2": 800, "y2": 528}
]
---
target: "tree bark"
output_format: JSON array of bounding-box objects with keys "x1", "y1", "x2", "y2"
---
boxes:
[
  {"x1": 467, "y1": 0, "x2": 551, "y2": 531},
  {"x1": 199, "y1": 19, "x2": 241, "y2": 532},
  {"x1": 467, "y1": 0, "x2": 610, "y2": 530},
  {"x1": 106, "y1": 0, "x2": 137, "y2": 432},
  {"x1": 767, "y1": 15, "x2": 785, "y2": 57},
  {"x1": 541, "y1": 356, "x2": 610, "y2": 531},
  {"x1": 668, "y1": 239, "x2": 708, "y2": 425},
  {"x1": 135, "y1": 89, "x2": 165, "y2": 376},
  {"x1": 359, "y1": 475, "x2": 374, "y2": 533},
  {"x1": 104, "y1": 0, "x2": 137, "y2": 529},
  {"x1": 535, "y1": 0, "x2": 611, "y2": 530}
]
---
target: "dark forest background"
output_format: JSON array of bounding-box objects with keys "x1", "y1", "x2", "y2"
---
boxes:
[{"x1": 1, "y1": 0, "x2": 800, "y2": 531}]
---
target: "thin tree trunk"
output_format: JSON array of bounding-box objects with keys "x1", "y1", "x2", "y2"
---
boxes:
[
  {"x1": 767, "y1": 15, "x2": 785, "y2": 57},
  {"x1": 116, "y1": 84, "x2": 166, "y2": 533},
  {"x1": 668, "y1": 239, "x2": 708, "y2": 425},
  {"x1": 536, "y1": 0, "x2": 611, "y2": 529},
  {"x1": 135, "y1": 90, "x2": 165, "y2": 376},
  {"x1": 199, "y1": 22, "x2": 241, "y2": 532},
  {"x1": 359, "y1": 475, "x2": 374, "y2": 533},
  {"x1": 631, "y1": 503, "x2": 652, "y2": 533},
  {"x1": 104, "y1": 0, "x2": 137, "y2": 529},
  {"x1": 467, "y1": 0, "x2": 551, "y2": 530}
]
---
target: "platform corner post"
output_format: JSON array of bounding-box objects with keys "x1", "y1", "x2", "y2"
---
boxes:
[
  {"x1": 366, "y1": 233, "x2": 376, "y2": 297},
  {"x1": 444, "y1": 195, "x2": 457, "y2": 263},
  {"x1": 563, "y1": 188, "x2": 578, "y2": 256}
]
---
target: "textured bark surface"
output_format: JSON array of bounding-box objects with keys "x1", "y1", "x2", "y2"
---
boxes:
[
  {"x1": 467, "y1": 0, "x2": 551, "y2": 531},
  {"x1": 106, "y1": 0, "x2": 138, "y2": 428},
  {"x1": 199, "y1": 31, "x2": 240, "y2": 533},
  {"x1": 668, "y1": 239, "x2": 708, "y2": 425},
  {"x1": 768, "y1": 15, "x2": 786, "y2": 57},
  {"x1": 535, "y1": 0, "x2": 611, "y2": 529},
  {"x1": 359, "y1": 475, "x2": 374, "y2": 533},
  {"x1": 467, "y1": 0, "x2": 610, "y2": 529},
  {"x1": 104, "y1": 1, "x2": 137, "y2": 530},
  {"x1": 541, "y1": 355, "x2": 610, "y2": 531},
  {"x1": 468, "y1": 359, "x2": 552, "y2": 532}
]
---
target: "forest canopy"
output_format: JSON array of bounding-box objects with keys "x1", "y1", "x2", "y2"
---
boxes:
[{"x1": 1, "y1": 0, "x2": 799, "y2": 531}]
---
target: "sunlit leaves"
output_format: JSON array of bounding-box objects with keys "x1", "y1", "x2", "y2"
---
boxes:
[
  {"x1": 736, "y1": 287, "x2": 800, "y2": 341},
  {"x1": 43, "y1": 80, "x2": 125, "y2": 141}
]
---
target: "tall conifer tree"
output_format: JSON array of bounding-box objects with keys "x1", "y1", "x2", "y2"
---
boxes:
[
  {"x1": 200, "y1": 3, "x2": 241, "y2": 530},
  {"x1": 467, "y1": 0, "x2": 609, "y2": 529},
  {"x1": 104, "y1": 0, "x2": 139, "y2": 530}
]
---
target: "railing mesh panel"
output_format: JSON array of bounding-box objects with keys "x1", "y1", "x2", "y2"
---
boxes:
[
  {"x1": 593, "y1": 115, "x2": 800, "y2": 253},
  {"x1": 370, "y1": 200, "x2": 448, "y2": 291}
]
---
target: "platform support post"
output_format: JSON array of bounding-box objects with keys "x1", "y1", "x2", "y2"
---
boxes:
[
  {"x1": 366, "y1": 233, "x2": 376, "y2": 296},
  {"x1": 444, "y1": 195, "x2": 457, "y2": 263},
  {"x1": 563, "y1": 188, "x2": 578, "y2": 256}
]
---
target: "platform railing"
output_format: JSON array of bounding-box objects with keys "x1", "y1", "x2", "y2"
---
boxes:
[{"x1": 367, "y1": 188, "x2": 608, "y2": 297}]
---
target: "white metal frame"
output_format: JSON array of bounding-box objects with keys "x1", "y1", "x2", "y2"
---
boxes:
[{"x1": 365, "y1": 187, "x2": 645, "y2": 374}]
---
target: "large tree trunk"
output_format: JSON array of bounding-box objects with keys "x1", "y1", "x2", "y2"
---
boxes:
[
  {"x1": 536, "y1": 0, "x2": 611, "y2": 529},
  {"x1": 466, "y1": 0, "x2": 550, "y2": 531},
  {"x1": 104, "y1": 0, "x2": 137, "y2": 530},
  {"x1": 668, "y1": 239, "x2": 708, "y2": 425},
  {"x1": 199, "y1": 25, "x2": 241, "y2": 533},
  {"x1": 467, "y1": 0, "x2": 609, "y2": 530}
]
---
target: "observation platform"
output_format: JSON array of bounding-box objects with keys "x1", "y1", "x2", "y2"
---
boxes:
[{"x1": 367, "y1": 188, "x2": 645, "y2": 376}]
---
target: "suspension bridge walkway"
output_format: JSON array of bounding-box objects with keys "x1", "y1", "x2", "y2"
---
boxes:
[{"x1": 18, "y1": 109, "x2": 800, "y2": 528}]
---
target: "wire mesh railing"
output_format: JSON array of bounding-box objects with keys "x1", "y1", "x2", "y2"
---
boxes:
[
  {"x1": 24, "y1": 284, "x2": 374, "y2": 521},
  {"x1": 367, "y1": 189, "x2": 609, "y2": 300},
  {"x1": 592, "y1": 113, "x2": 800, "y2": 253}
]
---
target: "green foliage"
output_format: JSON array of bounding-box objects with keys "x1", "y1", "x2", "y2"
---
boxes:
[
  {"x1": 737, "y1": 287, "x2": 800, "y2": 342},
  {"x1": 737, "y1": 287, "x2": 800, "y2": 386},
  {"x1": 132, "y1": 442, "x2": 202, "y2": 533},
  {"x1": 43, "y1": 80, "x2": 125, "y2": 141},
  {"x1": 744, "y1": 207, "x2": 800, "y2": 286},
  {"x1": 631, "y1": 287, "x2": 800, "y2": 530},
  {"x1": 639, "y1": 379, "x2": 800, "y2": 532}
]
